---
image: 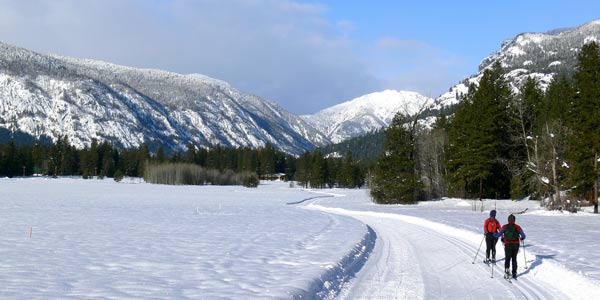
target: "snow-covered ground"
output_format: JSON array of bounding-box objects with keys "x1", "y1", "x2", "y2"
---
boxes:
[
  {"x1": 306, "y1": 189, "x2": 600, "y2": 299},
  {"x1": 1, "y1": 178, "x2": 599, "y2": 299}
]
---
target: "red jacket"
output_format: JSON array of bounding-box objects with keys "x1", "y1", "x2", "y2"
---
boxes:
[
  {"x1": 496, "y1": 222, "x2": 526, "y2": 245},
  {"x1": 484, "y1": 217, "x2": 500, "y2": 234}
]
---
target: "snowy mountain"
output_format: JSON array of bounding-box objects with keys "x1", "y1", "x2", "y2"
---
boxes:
[
  {"x1": 0, "y1": 42, "x2": 329, "y2": 154},
  {"x1": 436, "y1": 19, "x2": 600, "y2": 108},
  {"x1": 302, "y1": 90, "x2": 434, "y2": 144}
]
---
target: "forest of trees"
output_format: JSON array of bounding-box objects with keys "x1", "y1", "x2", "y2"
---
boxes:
[
  {"x1": 0, "y1": 135, "x2": 365, "y2": 188},
  {"x1": 293, "y1": 150, "x2": 365, "y2": 189},
  {"x1": 371, "y1": 42, "x2": 600, "y2": 213}
]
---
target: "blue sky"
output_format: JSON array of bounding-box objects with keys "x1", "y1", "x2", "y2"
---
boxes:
[
  {"x1": 1, "y1": 0, "x2": 599, "y2": 114},
  {"x1": 315, "y1": 0, "x2": 600, "y2": 93}
]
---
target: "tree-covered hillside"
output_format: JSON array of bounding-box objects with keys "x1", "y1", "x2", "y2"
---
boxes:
[{"x1": 371, "y1": 42, "x2": 600, "y2": 213}]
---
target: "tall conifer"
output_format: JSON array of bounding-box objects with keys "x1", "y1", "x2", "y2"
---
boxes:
[
  {"x1": 571, "y1": 42, "x2": 600, "y2": 213},
  {"x1": 370, "y1": 114, "x2": 422, "y2": 204},
  {"x1": 446, "y1": 63, "x2": 513, "y2": 198}
]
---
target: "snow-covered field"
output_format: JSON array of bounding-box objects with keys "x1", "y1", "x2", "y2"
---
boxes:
[{"x1": 1, "y1": 178, "x2": 599, "y2": 299}]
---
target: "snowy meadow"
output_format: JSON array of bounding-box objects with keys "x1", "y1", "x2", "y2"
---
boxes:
[
  {"x1": 0, "y1": 178, "x2": 367, "y2": 299},
  {"x1": 1, "y1": 178, "x2": 599, "y2": 299}
]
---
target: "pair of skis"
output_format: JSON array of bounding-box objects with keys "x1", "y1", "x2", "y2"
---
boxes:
[
  {"x1": 503, "y1": 270, "x2": 518, "y2": 283},
  {"x1": 485, "y1": 259, "x2": 516, "y2": 283}
]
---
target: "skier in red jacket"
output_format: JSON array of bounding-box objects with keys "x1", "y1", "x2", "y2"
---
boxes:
[
  {"x1": 494, "y1": 214, "x2": 526, "y2": 279},
  {"x1": 483, "y1": 210, "x2": 501, "y2": 263}
]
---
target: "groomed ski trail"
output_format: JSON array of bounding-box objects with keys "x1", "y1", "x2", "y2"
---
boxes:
[{"x1": 306, "y1": 204, "x2": 567, "y2": 300}]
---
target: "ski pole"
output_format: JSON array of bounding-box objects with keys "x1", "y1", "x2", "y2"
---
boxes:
[
  {"x1": 472, "y1": 234, "x2": 485, "y2": 264},
  {"x1": 522, "y1": 239, "x2": 528, "y2": 269}
]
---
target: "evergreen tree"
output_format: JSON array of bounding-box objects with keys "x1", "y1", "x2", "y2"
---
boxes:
[
  {"x1": 284, "y1": 155, "x2": 296, "y2": 181},
  {"x1": 446, "y1": 63, "x2": 514, "y2": 199},
  {"x1": 156, "y1": 145, "x2": 167, "y2": 163},
  {"x1": 2, "y1": 140, "x2": 19, "y2": 177},
  {"x1": 539, "y1": 75, "x2": 573, "y2": 127},
  {"x1": 137, "y1": 143, "x2": 151, "y2": 176},
  {"x1": 370, "y1": 114, "x2": 422, "y2": 204},
  {"x1": 31, "y1": 141, "x2": 45, "y2": 175},
  {"x1": 570, "y1": 42, "x2": 600, "y2": 213},
  {"x1": 119, "y1": 149, "x2": 137, "y2": 177},
  {"x1": 294, "y1": 151, "x2": 312, "y2": 188},
  {"x1": 310, "y1": 150, "x2": 326, "y2": 188},
  {"x1": 325, "y1": 156, "x2": 338, "y2": 188},
  {"x1": 185, "y1": 144, "x2": 197, "y2": 164},
  {"x1": 258, "y1": 143, "x2": 276, "y2": 176},
  {"x1": 100, "y1": 143, "x2": 118, "y2": 178},
  {"x1": 19, "y1": 145, "x2": 34, "y2": 176},
  {"x1": 340, "y1": 152, "x2": 356, "y2": 188}
]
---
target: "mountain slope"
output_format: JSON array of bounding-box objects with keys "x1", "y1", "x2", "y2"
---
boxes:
[
  {"x1": 436, "y1": 19, "x2": 600, "y2": 108},
  {"x1": 303, "y1": 90, "x2": 434, "y2": 144},
  {"x1": 0, "y1": 42, "x2": 329, "y2": 154}
]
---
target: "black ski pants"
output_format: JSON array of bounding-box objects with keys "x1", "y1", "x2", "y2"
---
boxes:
[
  {"x1": 485, "y1": 233, "x2": 498, "y2": 259},
  {"x1": 504, "y1": 243, "x2": 520, "y2": 275}
]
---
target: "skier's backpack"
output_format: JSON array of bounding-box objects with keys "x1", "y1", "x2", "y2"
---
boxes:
[
  {"x1": 504, "y1": 223, "x2": 519, "y2": 242},
  {"x1": 487, "y1": 219, "x2": 498, "y2": 233}
]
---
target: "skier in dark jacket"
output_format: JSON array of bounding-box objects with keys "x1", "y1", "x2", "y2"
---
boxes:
[
  {"x1": 494, "y1": 214, "x2": 526, "y2": 279},
  {"x1": 483, "y1": 210, "x2": 501, "y2": 263}
]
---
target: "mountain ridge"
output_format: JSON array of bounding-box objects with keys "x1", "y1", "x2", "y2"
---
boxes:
[
  {"x1": 0, "y1": 41, "x2": 329, "y2": 154},
  {"x1": 435, "y1": 19, "x2": 600, "y2": 109},
  {"x1": 302, "y1": 89, "x2": 434, "y2": 144}
]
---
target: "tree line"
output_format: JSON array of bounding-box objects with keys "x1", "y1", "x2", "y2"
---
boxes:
[
  {"x1": 0, "y1": 135, "x2": 365, "y2": 188},
  {"x1": 371, "y1": 42, "x2": 600, "y2": 214},
  {"x1": 294, "y1": 150, "x2": 365, "y2": 189}
]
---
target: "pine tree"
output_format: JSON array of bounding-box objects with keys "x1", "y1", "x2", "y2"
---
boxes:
[
  {"x1": 2, "y1": 140, "x2": 18, "y2": 177},
  {"x1": 185, "y1": 144, "x2": 197, "y2": 164},
  {"x1": 137, "y1": 143, "x2": 151, "y2": 176},
  {"x1": 570, "y1": 42, "x2": 600, "y2": 213},
  {"x1": 258, "y1": 143, "x2": 276, "y2": 176},
  {"x1": 340, "y1": 152, "x2": 357, "y2": 188},
  {"x1": 325, "y1": 157, "x2": 338, "y2": 188},
  {"x1": 294, "y1": 151, "x2": 312, "y2": 188},
  {"x1": 310, "y1": 150, "x2": 326, "y2": 188},
  {"x1": 156, "y1": 145, "x2": 167, "y2": 163},
  {"x1": 446, "y1": 63, "x2": 514, "y2": 199},
  {"x1": 539, "y1": 75, "x2": 573, "y2": 127},
  {"x1": 370, "y1": 114, "x2": 422, "y2": 204},
  {"x1": 445, "y1": 90, "x2": 476, "y2": 198}
]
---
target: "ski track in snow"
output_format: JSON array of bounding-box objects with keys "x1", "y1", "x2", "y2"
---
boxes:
[{"x1": 302, "y1": 197, "x2": 568, "y2": 299}]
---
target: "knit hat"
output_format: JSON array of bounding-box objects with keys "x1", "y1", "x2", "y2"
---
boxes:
[
  {"x1": 508, "y1": 214, "x2": 516, "y2": 222},
  {"x1": 490, "y1": 210, "x2": 496, "y2": 217}
]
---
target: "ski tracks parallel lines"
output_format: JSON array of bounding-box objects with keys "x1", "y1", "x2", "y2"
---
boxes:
[
  {"x1": 306, "y1": 205, "x2": 566, "y2": 300},
  {"x1": 405, "y1": 217, "x2": 563, "y2": 300}
]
